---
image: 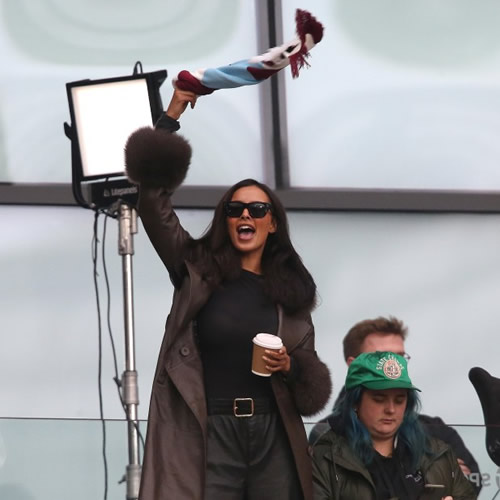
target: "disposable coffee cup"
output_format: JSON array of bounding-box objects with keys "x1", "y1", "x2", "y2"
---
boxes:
[{"x1": 252, "y1": 333, "x2": 283, "y2": 377}]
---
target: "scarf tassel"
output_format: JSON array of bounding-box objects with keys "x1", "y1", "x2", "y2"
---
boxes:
[{"x1": 289, "y1": 9, "x2": 324, "y2": 79}]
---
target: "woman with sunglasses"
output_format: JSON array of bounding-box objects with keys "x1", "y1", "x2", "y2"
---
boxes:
[{"x1": 125, "y1": 89, "x2": 332, "y2": 500}]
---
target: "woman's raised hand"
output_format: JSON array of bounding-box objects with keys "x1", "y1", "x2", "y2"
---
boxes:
[{"x1": 165, "y1": 88, "x2": 198, "y2": 120}]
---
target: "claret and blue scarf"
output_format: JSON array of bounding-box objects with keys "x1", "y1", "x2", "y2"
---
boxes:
[{"x1": 172, "y1": 9, "x2": 324, "y2": 95}]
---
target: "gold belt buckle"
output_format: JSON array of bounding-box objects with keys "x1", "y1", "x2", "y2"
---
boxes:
[{"x1": 233, "y1": 398, "x2": 254, "y2": 417}]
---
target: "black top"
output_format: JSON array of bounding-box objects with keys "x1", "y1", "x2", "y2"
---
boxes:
[
  {"x1": 196, "y1": 270, "x2": 278, "y2": 399},
  {"x1": 366, "y1": 447, "x2": 424, "y2": 500}
]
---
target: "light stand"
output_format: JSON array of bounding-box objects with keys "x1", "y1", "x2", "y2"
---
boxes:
[
  {"x1": 64, "y1": 63, "x2": 167, "y2": 499},
  {"x1": 119, "y1": 202, "x2": 141, "y2": 498}
]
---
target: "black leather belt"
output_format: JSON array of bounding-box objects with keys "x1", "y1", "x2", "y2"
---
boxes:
[{"x1": 207, "y1": 398, "x2": 276, "y2": 417}]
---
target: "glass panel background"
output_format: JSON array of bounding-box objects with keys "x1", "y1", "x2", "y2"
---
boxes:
[
  {"x1": 282, "y1": 0, "x2": 500, "y2": 190},
  {"x1": 0, "y1": 418, "x2": 132, "y2": 500},
  {"x1": 0, "y1": 420, "x2": 497, "y2": 499}
]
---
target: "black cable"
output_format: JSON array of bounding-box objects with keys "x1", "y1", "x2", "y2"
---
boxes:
[
  {"x1": 93, "y1": 210, "x2": 108, "y2": 500},
  {"x1": 101, "y1": 213, "x2": 121, "y2": 385}
]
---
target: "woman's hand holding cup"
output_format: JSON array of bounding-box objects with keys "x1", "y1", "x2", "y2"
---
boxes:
[{"x1": 263, "y1": 346, "x2": 291, "y2": 374}]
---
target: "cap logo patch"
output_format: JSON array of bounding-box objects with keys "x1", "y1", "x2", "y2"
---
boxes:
[{"x1": 376, "y1": 355, "x2": 403, "y2": 380}]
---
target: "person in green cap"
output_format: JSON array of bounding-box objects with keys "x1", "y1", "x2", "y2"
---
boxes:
[{"x1": 312, "y1": 351, "x2": 477, "y2": 500}]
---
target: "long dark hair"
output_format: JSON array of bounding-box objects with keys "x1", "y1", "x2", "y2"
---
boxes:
[
  {"x1": 188, "y1": 178, "x2": 317, "y2": 314},
  {"x1": 333, "y1": 387, "x2": 428, "y2": 471}
]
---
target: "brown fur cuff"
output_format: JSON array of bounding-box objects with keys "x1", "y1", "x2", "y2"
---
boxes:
[
  {"x1": 290, "y1": 349, "x2": 332, "y2": 417},
  {"x1": 124, "y1": 127, "x2": 192, "y2": 190}
]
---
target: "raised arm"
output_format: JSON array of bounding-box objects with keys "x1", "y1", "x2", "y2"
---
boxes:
[{"x1": 125, "y1": 89, "x2": 198, "y2": 285}]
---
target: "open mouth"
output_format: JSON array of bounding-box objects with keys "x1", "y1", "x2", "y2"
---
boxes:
[{"x1": 237, "y1": 224, "x2": 255, "y2": 240}]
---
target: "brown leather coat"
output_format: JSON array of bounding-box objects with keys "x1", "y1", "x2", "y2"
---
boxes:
[{"x1": 137, "y1": 186, "x2": 331, "y2": 500}]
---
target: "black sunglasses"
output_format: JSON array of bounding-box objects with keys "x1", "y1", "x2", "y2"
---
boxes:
[{"x1": 224, "y1": 201, "x2": 273, "y2": 218}]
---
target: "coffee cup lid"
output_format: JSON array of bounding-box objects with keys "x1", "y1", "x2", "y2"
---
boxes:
[{"x1": 253, "y1": 333, "x2": 283, "y2": 349}]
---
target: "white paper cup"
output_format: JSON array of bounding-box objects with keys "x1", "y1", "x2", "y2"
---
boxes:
[{"x1": 252, "y1": 333, "x2": 283, "y2": 377}]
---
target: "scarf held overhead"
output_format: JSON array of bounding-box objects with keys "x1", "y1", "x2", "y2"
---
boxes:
[{"x1": 173, "y1": 9, "x2": 324, "y2": 96}]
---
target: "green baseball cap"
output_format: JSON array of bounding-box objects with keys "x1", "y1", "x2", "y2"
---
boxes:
[{"x1": 345, "y1": 351, "x2": 421, "y2": 391}]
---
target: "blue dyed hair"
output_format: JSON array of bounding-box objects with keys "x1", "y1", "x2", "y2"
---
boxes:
[{"x1": 333, "y1": 386, "x2": 428, "y2": 471}]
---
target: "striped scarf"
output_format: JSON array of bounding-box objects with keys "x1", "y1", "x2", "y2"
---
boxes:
[{"x1": 173, "y1": 9, "x2": 324, "y2": 95}]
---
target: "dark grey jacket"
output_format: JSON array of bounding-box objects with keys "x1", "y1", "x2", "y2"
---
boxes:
[
  {"x1": 312, "y1": 430, "x2": 478, "y2": 500},
  {"x1": 309, "y1": 387, "x2": 482, "y2": 494}
]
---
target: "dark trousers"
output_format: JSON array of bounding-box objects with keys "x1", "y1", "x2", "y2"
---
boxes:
[{"x1": 204, "y1": 412, "x2": 303, "y2": 500}]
